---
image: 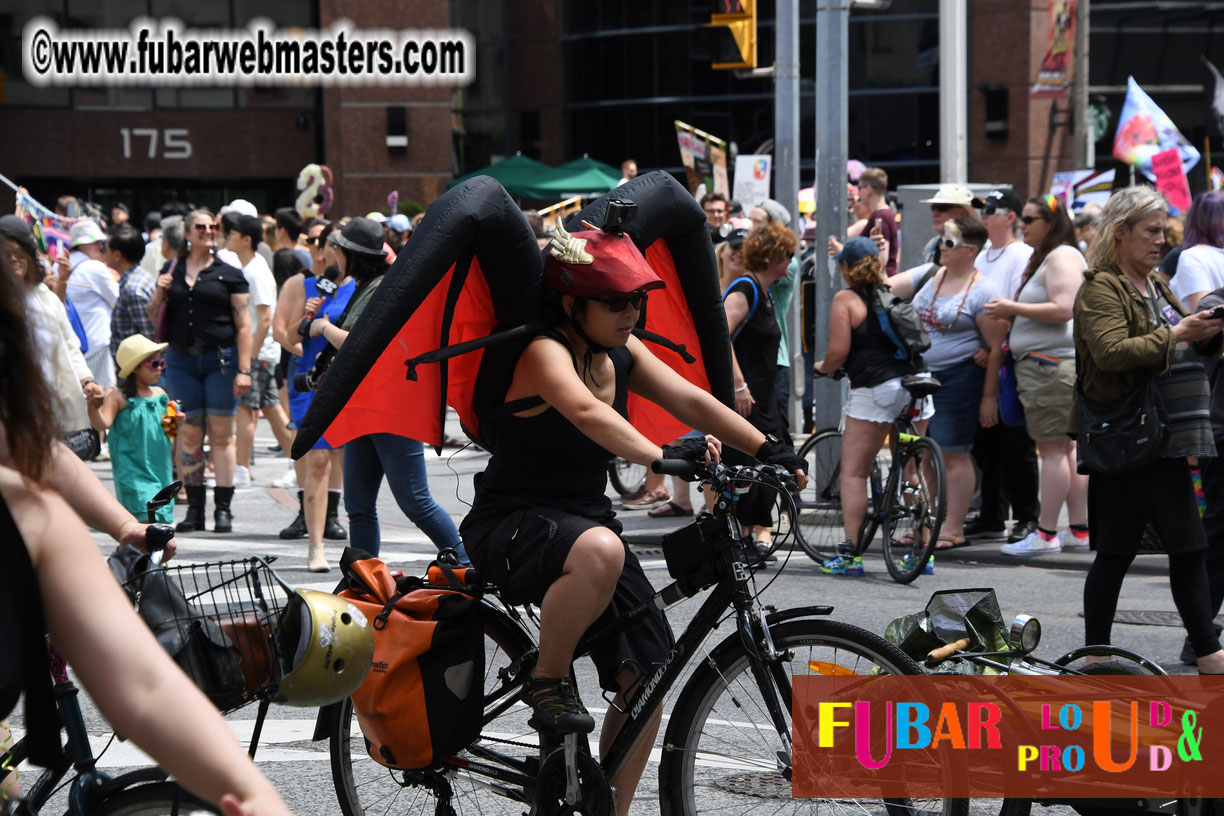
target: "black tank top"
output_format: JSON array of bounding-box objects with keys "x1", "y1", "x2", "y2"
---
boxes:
[
  {"x1": 844, "y1": 289, "x2": 917, "y2": 389},
  {"x1": 472, "y1": 331, "x2": 633, "y2": 519},
  {"x1": 0, "y1": 491, "x2": 62, "y2": 766}
]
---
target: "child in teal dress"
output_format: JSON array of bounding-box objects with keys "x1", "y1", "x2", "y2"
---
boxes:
[{"x1": 89, "y1": 334, "x2": 174, "y2": 523}]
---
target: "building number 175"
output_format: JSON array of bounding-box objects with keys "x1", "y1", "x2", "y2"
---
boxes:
[{"x1": 120, "y1": 128, "x2": 192, "y2": 160}]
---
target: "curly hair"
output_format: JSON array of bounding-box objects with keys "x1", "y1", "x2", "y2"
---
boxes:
[
  {"x1": 842, "y1": 255, "x2": 887, "y2": 290},
  {"x1": 0, "y1": 253, "x2": 59, "y2": 485},
  {"x1": 742, "y1": 221, "x2": 798, "y2": 272}
]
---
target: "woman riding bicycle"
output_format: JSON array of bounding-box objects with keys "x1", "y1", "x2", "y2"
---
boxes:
[
  {"x1": 458, "y1": 218, "x2": 806, "y2": 816},
  {"x1": 813, "y1": 237, "x2": 934, "y2": 576}
]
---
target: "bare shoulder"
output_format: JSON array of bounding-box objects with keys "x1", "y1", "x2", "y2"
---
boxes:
[{"x1": 0, "y1": 470, "x2": 61, "y2": 564}]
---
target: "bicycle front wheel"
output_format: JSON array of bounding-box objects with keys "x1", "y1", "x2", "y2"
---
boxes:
[
  {"x1": 88, "y1": 782, "x2": 219, "y2": 816},
  {"x1": 880, "y1": 438, "x2": 946, "y2": 584},
  {"x1": 329, "y1": 604, "x2": 538, "y2": 816},
  {"x1": 658, "y1": 618, "x2": 966, "y2": 816}
]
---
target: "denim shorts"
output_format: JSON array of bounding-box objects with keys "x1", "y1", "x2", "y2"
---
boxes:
[
  {"x1": 164, "y1": 345, "x2": 239, "y2": 418},
  {"x1": 927, "y1": 358, "x2": 985, "y2": 453}
]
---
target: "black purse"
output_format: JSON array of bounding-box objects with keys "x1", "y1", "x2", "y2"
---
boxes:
[{"x1": 1075, "y1": 377, "x2": 1167, "y2": 475}]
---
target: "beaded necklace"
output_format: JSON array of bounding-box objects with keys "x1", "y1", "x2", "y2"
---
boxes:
[{"x1": 921, "y1": 268, "x2": 978, "y2": 332}]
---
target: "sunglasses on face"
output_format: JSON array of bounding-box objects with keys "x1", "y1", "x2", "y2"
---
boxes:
[
  {"x1": 193, "y1": 224, "x2": 217, "y2": 234},
  {"x1": 931, "y1": 204, "x2": 958, "y2": 213},
  {"x1": 591, "y1": 293, "x2": 647, "y2": 313},
  {"x1": 1019, "y1": 215, "x2": 1048, "y2": 225},
  {"x1": 940, "y1": 237, "x2": 970, "y2": 251},
  {"x1": 981, "y1": 206, "x2": 1009, "y2": 217},
  {"x1": 142, "y1": 357, "x2": 166, "y2": 370}
]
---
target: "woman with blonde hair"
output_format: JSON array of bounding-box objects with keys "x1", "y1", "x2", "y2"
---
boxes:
[
  {"x1": 814, "y1": 237, "x2": 934, "y2": 575},
  {"x1": 1074, "y1": 186, "x2": 1224, "y2": 673}
]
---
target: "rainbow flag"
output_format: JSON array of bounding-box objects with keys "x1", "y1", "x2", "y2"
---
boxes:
[{"x1": 1112, "y1": 77, "x2": 1200, "y2": 181}]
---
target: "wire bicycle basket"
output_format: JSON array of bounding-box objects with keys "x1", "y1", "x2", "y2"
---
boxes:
[{"x1": 119, "y1": 556, "x2": 295, "y2": 714}]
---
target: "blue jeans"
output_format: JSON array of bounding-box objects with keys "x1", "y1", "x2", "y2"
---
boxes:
[
  {"x1": 342, "y1": 433, "x2": 468, "y2": 563},
  {"x1": 164, "y1": 345, "x2": 238, "y2": 418}
]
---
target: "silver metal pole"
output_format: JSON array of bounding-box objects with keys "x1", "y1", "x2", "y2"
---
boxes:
[
  {"x1": 1072, "y1": 0, "x2": 1089, "y2": 168},
  {"x1": 776, "y1": 0, "x2": 801, "y2": 434},
  {"x1": 939, "y1": 0, "x2": 968, "y2": 182},
  {"x1": 813, "y1": 0, "x2": 849, "y2": 432}
]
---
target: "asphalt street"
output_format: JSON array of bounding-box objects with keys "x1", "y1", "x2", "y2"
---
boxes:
[{"x1": 12, "y1": 415, "x2": 1208, "y2": 815}]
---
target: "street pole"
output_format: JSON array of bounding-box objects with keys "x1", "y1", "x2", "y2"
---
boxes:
[
  {"x1": 939, "y1": 0, "x2": 968, "y2": 182},
  {"x1": 776, "y1": 0, "x2": 801, "y2": 434},
  {"x1": 1074, "y1": 0, "x2": 1093, "y2": 168},
  {"x1": 814, "y1": 0, "x2": 849, "y2": 432}
]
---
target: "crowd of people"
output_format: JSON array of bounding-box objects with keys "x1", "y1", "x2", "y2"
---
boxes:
[{"x1": 2, "y1": 194, "x2": 454, "y2": 576}]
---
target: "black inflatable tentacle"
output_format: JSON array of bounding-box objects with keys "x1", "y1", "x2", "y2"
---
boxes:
[{"x1": 293, "y1": 177, "x2": 543, "y2": 458}]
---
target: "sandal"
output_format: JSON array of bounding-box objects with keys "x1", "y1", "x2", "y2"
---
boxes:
[
  {"x1": 648, "y1": 500, "x2": 693, "y2": 518},
  {"x1": 934, "y1": 535, "x2": 969, "y2": 550}
]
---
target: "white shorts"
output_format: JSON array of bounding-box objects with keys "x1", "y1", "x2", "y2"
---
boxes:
[{"x1": 842, "y1": 376, "x2": 935, "y2": 425}]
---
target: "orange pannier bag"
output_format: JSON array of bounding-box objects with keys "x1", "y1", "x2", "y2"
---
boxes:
[{"x1": 338, "y1": 548, "x2": 485, "y2": 770}]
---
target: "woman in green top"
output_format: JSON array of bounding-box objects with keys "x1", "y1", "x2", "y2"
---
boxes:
[
  {"x1": 308, "y1": 218, "x2": 467, "y2": 562},
  {"x1": 88, "y1": 334, "x2": 174, "y2": 523}
]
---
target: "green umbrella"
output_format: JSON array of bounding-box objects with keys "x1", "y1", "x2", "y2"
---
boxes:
[
  {"x1": 446, "y1": 154, "x2": 561, "y2": 198},
  {"x1": 532, "y1": 157, "x2": 623, "y2": 198}
]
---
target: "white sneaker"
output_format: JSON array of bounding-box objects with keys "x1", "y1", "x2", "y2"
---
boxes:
[
  {"x1": 1060, "y1": 529, "x2": 1091, "y2": 552},
  {"x1": 1000, "y1": 530, "x2": 1062, "y2": 556},
  {"x1": 233, "y1": 465, "x2": 252, "y2": 489},
  {"x1": 272, "y1": 465, "x2": 297, "y2": 489},
  {"x1": 204, "y1": 476, "x2": 216, "y2": 488}
]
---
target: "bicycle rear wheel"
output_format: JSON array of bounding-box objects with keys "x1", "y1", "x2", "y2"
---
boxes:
[
  {"x1": 879, "y1": 438, "x2": 946, "y2": 584},
  {"x1": 329, "y1": 603, "x2": 538, "y2": 816},
  {"x1": 608, "y1": 457, "x2": 647, "y2": 497},
  {"x1": 88, "y1": 782, "x2": 218, "y2": 815},
  {"x1": 658, "y1": 618, "x2": 967, "y2": 816}
]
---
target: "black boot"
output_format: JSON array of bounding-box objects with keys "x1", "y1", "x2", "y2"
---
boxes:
[
  {"x1": 176, "y1": 486, "x2": 207, "y2": 532},
  {"x1": 324, "y1": 491, "x2": 348, "y2": 541},
  {"x1": 803, "y1": 405, "x2": 814, "y2": 435},
  {"x1": 213, "y1": 486, "x2": 234, "y2": 533},
  {"x1": 279, "y1": 491, "x2": 307, "y2": 539}
]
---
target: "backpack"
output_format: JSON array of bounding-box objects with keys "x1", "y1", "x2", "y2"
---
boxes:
[
  {"x1": 867, "y1": 282, "x2": 931, "y2": 363},
  {"x1": 338, "y1": 548, "x2": 485, "y2": 770}
]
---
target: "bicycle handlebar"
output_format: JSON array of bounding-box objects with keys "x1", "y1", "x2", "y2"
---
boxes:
[
  {"x1": 649, "y1": 458, "x2": 797, "y2": 493},
  {"x1": 925, "y1": 637, "x2": 972, "y2": 667}
]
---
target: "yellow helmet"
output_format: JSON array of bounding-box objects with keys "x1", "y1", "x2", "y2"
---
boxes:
[{"x1": 277, "y1": 589, "x2": 374, "y2": 706}]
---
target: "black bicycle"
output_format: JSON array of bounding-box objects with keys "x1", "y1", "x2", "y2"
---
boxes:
[
  {"x1": 326, "y1": 458, "x2": 973, "y2": 816},
  {"x1": 0, "y1": 483, "x2": 222, "y2": 816},
  {"x1": 796, "y1": 372, "x2": 947, "y2": 583}
]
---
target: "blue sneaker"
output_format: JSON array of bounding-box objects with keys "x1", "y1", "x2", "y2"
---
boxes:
[
  {"x1": 899, "y1": 550, "x2": 934, "y2": 575},
  {"x1": 821, "y1": 553, "x2": 864, "y2": 576}
]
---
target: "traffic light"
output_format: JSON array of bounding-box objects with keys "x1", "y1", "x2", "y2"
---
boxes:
[{"x1": 706, "y1": 0, "x2": 756, "y2": 70}]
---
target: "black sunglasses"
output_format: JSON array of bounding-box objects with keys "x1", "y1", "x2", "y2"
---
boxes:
[
  {"x1": 981, "y1": 206, "x2": 1010, "y2": 216},
  {"x1": 591, "y1": 293, "x2": 647, "y2": 312},
  {"x1": 930, "y1": 204, "x2": 959, "y2": 213},
  {"x1": 1020, "y1": 215, "x2": 1049, "y2": 225}
]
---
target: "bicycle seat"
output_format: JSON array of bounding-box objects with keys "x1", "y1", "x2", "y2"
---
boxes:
[{"x1": 901, "y1": 374, "x2": 941, "y2": 398}]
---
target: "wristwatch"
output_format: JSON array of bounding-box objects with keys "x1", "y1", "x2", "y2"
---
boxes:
[{"x1": 237, "y1": 370, "x2": 252, "y2": 377}]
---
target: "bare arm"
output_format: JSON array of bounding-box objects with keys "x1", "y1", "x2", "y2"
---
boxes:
[
  {"x1": 976, "y1": 312, "x2": 1009, "y2": 427},
  {"x1": 250, "y1": 303, "x2": 273, "y2": 362},
  {"x1": 519, "y1": 338, "x2": 661, "y2": 466},
  {"x1": 723, "y1": 290, "x2": 755, "y2": 416},
  {"x1": 14, "y1": 478, "x2": 288, "y2": 815},
  {"x1": 625, "y1": 335, "x2": 767, "y2": 459},
  {"x1": 815, "y1": 290, "x2": 856, "y2": 374},
  {"x1": 272, "y1": 275, "x2": 305, "y2": 356},
  {"x1": 988, "y1": 252, "x2": 1084, "y2": 323},
  {"x1": 88, "y1": 389, "x2": 125, "y2": 432},
  {"x1": 889, "y1": 267, "x2": 926, "y2": 301}
]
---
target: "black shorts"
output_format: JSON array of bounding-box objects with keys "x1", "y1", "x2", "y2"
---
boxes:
[{"x1": 461, "y1": 505, "x2": 675, "y2": 692}]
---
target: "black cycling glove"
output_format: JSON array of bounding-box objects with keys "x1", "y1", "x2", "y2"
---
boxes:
[
  {"x1": 755, "y1": 434, "x2": 807, "y2": 474},
  {"x1": 662, "y1": 436, "x2": 708, "y2": 463}
]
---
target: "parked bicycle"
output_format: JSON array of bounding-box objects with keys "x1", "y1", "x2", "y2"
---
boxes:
[
  {"x1": 796, "y1": 372, "x2": 947, "y2": 583},
  {"x1": 891, "y1": 589, "x2": 1200, "y2": 816},
  {"x1": 4, "y1": 482, "x2": 371, "y2": 816},
  {"x1": 325, "y1": 457, "x2": 976, "y2": 816}
]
